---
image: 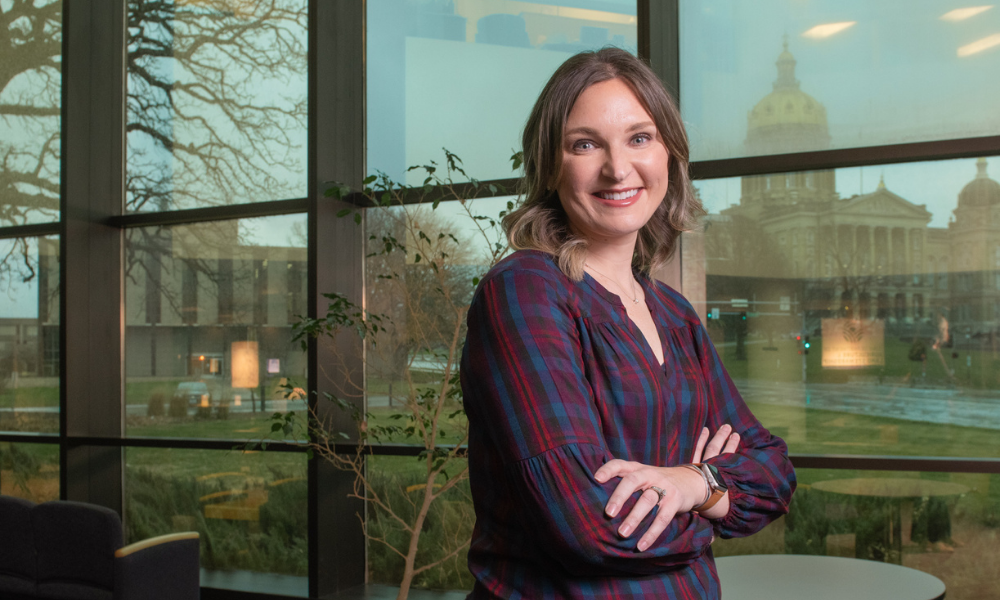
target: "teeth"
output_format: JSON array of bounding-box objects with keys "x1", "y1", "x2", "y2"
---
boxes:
[{"x1": 599, "y1": 189, "x2": 639, "y2": 201}]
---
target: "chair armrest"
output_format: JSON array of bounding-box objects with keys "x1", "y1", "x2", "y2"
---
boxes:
[
  {"x1": 114, "y1": 532, "x2": 199, "y2": 558},
  {"x1": 114, "y1": 532, "x2": 200, "y2": 600}
]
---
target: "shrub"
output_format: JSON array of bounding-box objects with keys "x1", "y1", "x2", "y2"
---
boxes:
[
  {"x1": 147, "y1": 393, "x2": 165, "y2": 417},
  {"x1": 125, "y1": 465, "x2": 308, "y2": 576},
  {"x1": 168, "y1": 396, "x2": 187, "y2": 418}
]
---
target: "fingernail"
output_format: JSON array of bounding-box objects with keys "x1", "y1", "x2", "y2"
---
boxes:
[
  {"x1": 619, "y1": 524, "x2": 632, "y2": 537},
  {"x1": 607, "y1": 503, "x2": 618, "y2": 517},
  {"x1": 731, "y1": 433, "x2": 739, "y2": 440},
  {"x1": 637, "y1": 539, "x2": 649, "y2": 551}
]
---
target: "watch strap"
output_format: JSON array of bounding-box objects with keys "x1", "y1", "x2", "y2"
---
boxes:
[
  {"x1": 681, "y1": 464, "x2": 711, "y2": 507},
  {"x1": 691, "y1": 463, "x2": 727, "y2": 513}
]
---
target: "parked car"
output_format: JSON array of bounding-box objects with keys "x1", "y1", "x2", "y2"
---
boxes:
[{"x1": 174, "y1": 381, "x2": 211, "y2": 407}]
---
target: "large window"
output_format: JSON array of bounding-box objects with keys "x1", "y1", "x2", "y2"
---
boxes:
[
  {"x1": 124, "y1": 215, "x2": 308, "y2": 439},
  {"x1": 367, "y1": 0, "x2": 638, "y2": 182},
  {"x1": 687, "y1": 156, "x2": 1000, "y2": 458},
  {"x1": 1, "y1": 1, "x2": 998, "y2": 598},
  {"x1": 0, "y1": 0, "x2": 61, "y2": 226},
  {"x1": 0, "y1": 441, "x2": 59, "y2": 503},
  {"x1": 680, "y1": 0, "x2": 1000, "y2": 161},
  {"x1": 681, "y1": 1, "x2": 1000, "y2": 594},
  {"x1": 714, "y1": 468, "x2": 1000, "y2": 598},
  {"x1": 125, "y1": 447, "x2": 308, "y2": 596},
  {"x1": 125, "y1": 0, "x2": 308, "y2": 211},
  {"x1": 0, "y1": 236, "x2": 59, "y2": 434}
]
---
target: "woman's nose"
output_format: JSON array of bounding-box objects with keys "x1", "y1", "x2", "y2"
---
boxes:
[{"x1": 601, "y1": 148, "x2": 631, "y2": 182}]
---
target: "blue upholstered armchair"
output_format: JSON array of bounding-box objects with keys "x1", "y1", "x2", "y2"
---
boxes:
[{"x1": 0, "y1": 495, "x2": 200, "y2": 600}]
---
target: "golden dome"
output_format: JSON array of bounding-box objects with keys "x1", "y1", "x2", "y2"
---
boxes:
[
  {"x1": 958, "y1": 158, "x2": 1000, "y2": 208},
  {"x1": 748, "y1": 41, "x2": 829, "y2": 132}
]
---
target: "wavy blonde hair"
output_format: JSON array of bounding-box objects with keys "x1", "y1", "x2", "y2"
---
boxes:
[{"x1": 503, "y1": 47, "x2": 704, "y2": 280}]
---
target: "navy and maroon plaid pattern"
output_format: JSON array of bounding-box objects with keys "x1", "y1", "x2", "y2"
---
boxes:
[{"x1": 461, "y1": 250, "x2": 796, "y2": 599}]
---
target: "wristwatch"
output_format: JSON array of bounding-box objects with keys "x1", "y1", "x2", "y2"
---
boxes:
[{"x1": 690, "y1": 463, "x2": 728, "y2": 513}]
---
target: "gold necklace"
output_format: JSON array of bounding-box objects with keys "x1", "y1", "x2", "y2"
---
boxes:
[{"x1": 585, "y1": 262, "x2": 640, "y2": 305}]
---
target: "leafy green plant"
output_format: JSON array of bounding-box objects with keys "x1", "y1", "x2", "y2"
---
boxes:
[{"x1": 263, "y1": 149, "x2": 518, "y2": 599}]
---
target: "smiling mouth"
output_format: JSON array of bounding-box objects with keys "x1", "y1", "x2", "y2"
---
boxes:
[{"x1": 595, "y1": 188, "x2": 641, "y2": 201}]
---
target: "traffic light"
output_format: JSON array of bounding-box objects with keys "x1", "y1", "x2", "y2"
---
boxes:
[
  {"x1": 803, "y1": 336, "x2": 811, "y2": 355},
  {"x1": 740, "y1": 311, "x2": 747, "y2": 320}
]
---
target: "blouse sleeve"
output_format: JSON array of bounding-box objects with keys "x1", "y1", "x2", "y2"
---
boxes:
[
  {"x1": 693, "y1": 323, "x2": 797, "y2": 539},
  {"x1": 462, "y1": 269, "x2": 714, "y2": 577}
]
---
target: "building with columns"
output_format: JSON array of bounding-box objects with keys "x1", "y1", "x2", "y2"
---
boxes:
[{"x1": 701, "y1": 43, "x2": 1000, "y2": 337}]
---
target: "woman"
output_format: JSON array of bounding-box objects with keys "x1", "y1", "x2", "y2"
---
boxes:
[{"x1": 460, "y1": 48, "x2": 795, "y2": 599}]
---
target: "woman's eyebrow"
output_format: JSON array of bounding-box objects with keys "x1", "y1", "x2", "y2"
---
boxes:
[
  {"x1": 564, "y1": 126, "x2": 600, "y2": 137},
  {"x1": 626, "y1": 121, "x2": 656, "y2": 132},
  {"x1": 564, "y1": 121, "x2": 657, "y2": 137}
]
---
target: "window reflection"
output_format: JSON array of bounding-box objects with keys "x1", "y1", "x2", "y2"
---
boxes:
[
  {"x1": 714, "y1": 468, "x2": 1000, "y2": 599},
  {"x1": 686, "y1": 156, "x2": 1000, "y2": 457},
  {"x1": 0, "y1": 0, "x2": 62, "y2": 225},
  {"x1": 124, "y1": 215, "x2": 307, "y2": 438},
  {"x1": 365, "y1": 197, "x2": 509, "y2": 440},
  {"x1": 0, "y1": 442, "x2": 59, "y2": 502},
  {"x1": 367, "y1": 0, "x2": 638, "y2": 182},
  {"x1": 680, "y1": 1, "x2": 1000, "y2": 160},
  {"x1": 125, "y1": 447, "x2": 307, "y2": 597},
  {"x1": 125, "y1": 0, "x2": 308, "y2": 211},
  {"x1": 0, "y1": 237, "x2": 59, "y2": 434}
]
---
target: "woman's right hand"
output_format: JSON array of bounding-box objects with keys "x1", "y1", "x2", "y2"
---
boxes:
[{"x1": 692, "y1": 424, "x2": 739, "y2": 463}]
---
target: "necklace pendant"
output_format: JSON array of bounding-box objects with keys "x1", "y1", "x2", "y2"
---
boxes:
[{"x1": 632, "y1": 297, "x2": 640, "y2": 305}]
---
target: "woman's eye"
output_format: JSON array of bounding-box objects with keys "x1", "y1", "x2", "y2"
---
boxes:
[
  {"x1": 572, "y1": 140, "x2": 594, "y2": 151},
  {"x1": 632, "y1": 133, "x2": 652, "y2": 145}
]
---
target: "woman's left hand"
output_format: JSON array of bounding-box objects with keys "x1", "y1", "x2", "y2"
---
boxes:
[{"x1": 593, "y1": 426, "x2": 739, "y2": 551}]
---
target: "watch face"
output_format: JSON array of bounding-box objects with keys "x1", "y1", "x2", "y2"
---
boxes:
[{"x1": 706, "y1": 464, "x2": 727, "y2": 492}]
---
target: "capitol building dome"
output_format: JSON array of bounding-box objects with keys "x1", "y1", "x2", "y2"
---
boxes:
[
  {"x1": 958, "y1": 158, "x2": 1000, "y2": 209},
  {"x1": 746, "y1": 40, "x2": 831, "y2": 155}
]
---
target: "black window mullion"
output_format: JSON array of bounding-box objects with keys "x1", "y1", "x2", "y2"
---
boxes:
[{"x1": 60, "y1": 0, "x2": 127, "y2": 511}]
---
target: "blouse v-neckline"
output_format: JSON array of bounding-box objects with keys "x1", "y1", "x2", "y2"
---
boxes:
[{"x1": 582, "y1": 271, "x2": 667, "y2": 369}]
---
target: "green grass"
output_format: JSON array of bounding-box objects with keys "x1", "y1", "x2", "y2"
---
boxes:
[
  {"x1": 747, "y1": 401, "x2": 1000, "y2": 459},
  {"x1": 717, "y1": 335, "x2": 1000, "y2": 389},
  {"x1": 125, "y1": 446, "x2": 308, "y2": 575},
  {"x1": 0, "y1": 385, "x2": 59, "y2": 408},
  {"x1": 127, "y1": 410, "x2": 284, "y2": 440}
]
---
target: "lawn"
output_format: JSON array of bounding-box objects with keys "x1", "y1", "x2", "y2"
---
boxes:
[
  {"x1": 6, "y1": 354, "x2": 1000, "y2": 595},
  {"x1": 716, "y1": 334, "x2": 1000, "y2": 389},
  {"x1": 746, "y1": 401, "x2": 1000, "y2": 459}
]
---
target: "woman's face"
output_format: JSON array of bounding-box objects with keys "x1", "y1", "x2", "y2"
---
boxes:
[{"x1": 556, "y1": 77, "x2": 670, "y2": 246}]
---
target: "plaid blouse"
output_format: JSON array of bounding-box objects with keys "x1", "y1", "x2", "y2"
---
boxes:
[{"x1": 460, "y1": 250, "x2": 795, "y2": 599}]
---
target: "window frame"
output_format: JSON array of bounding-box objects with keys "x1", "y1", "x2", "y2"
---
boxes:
[{"x1": 1, "y1": 2, "x2": 999, "y2": 599}]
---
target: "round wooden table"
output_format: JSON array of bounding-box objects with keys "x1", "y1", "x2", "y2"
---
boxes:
[
  {"x1": 812, "y1": 477, "x2": 968, "y2": 563},
  {"x1": 811, "y1": 478, "x2": 968, "y2": 499},
  {"x1": 716, "y1": 554, "x2": 945, "y2": 600}
]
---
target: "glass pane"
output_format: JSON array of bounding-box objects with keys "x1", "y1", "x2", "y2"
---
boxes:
[
  {"x1": 680, "y1": 1, "x2": 1000, "y2": 161},
  {"x1": 714, "y1": 468, "x2": 1000, "y2": 600},
  {"x1": 365, "y1": 197, "x2": 510, "y2": 444},
  {"x1": 367, "y1": 455, "x2": 473, "y2": 591},
  {"x1": 125, "y1": 0, "x2": 308, "y2": 211},
  {"x1": 684, "y1": 156, "x2": 1000, "y2": 458},
  {"x1": 0, "y1": 0, "x2": 62, "y2": 225},
  {"x1": 0, "y1": 442, "x2": 59, "y2": 502},
  {"x1": 124, "y1": 214, "x2": 307, "y2": 438},
  {"x1": 367, "y1": 0, "x2": 638, "y2": 183},
  {"x1": 125, "y1": 447, "x2": 307, "y2": 597},
  {"x1": 0, "y1": 236, "x2": 60, "y2": 434}
]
